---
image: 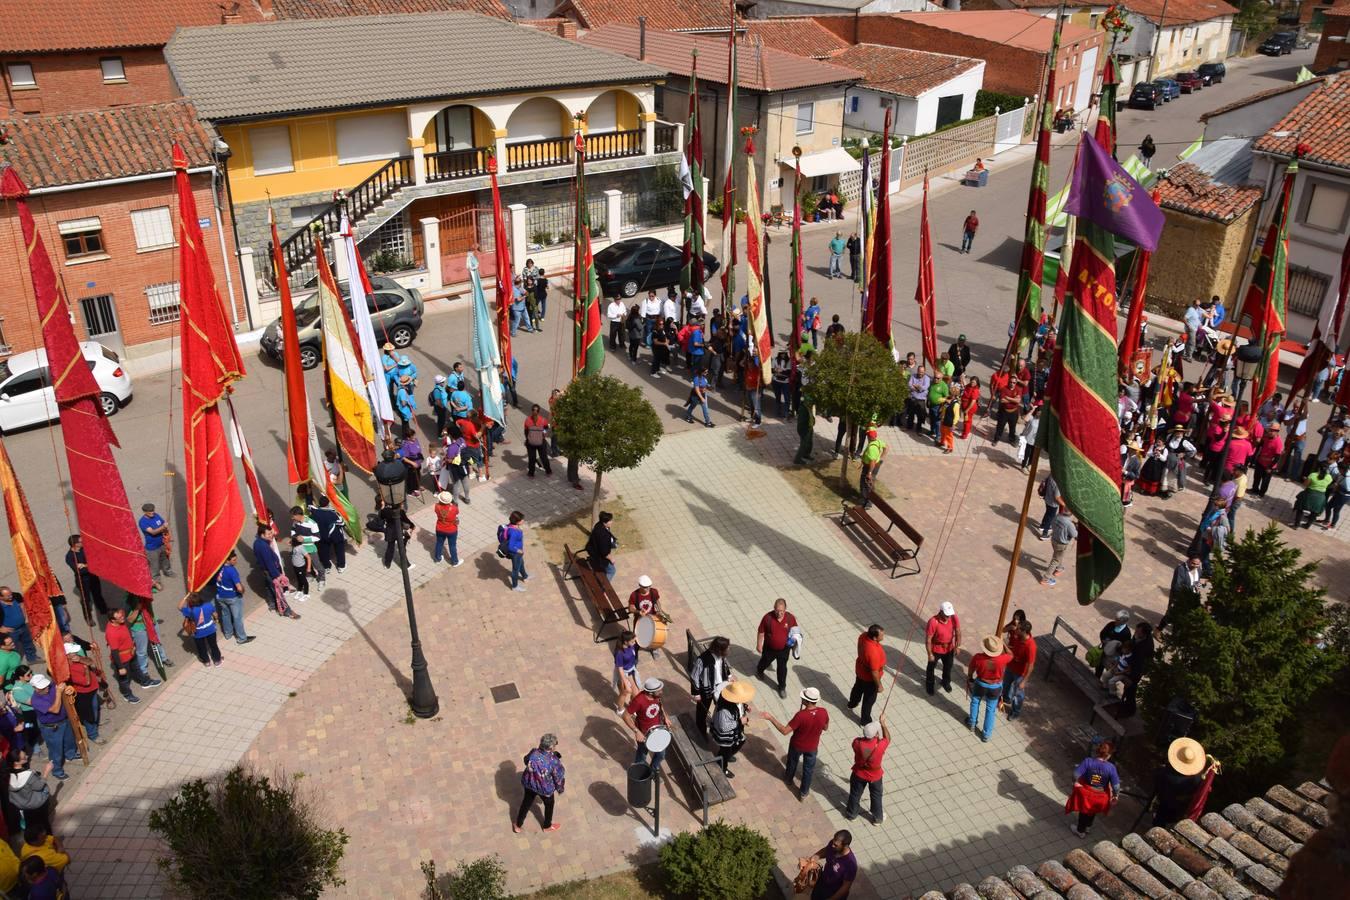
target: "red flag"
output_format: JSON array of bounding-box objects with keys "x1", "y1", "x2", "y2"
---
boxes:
[
  {"x1": 0, "y1": 439, "x2": 70, "y2": 684},
  {"x1": 174, "y1": 143, "x2": 245, "y2": 593},
  {"x1": 864, "y1": 107, "x2": 893, "y2": 345},
  {"x1": 0, "y1": 169, "x2": 154, "y2": 599},
  {"x1": 1243, "y1": 158, "x2": 1297, "y2": 410},
  {"x1": 271, "y1": 210, "x2": 310, "y2": 487},
  {"x1": 488, "y1": 154, "x2": 515, "y2": 383},
  {"x1": 914, "y1": 172, "x2": 938, "y2": 370},
  {"x1": 1117, "y1": 189, "x2": 1160, "y2": 377}
]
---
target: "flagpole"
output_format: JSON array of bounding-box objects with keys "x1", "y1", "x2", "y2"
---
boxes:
[{"x1": 997, "y1": 450, "x2": 1040, "y2": 635}]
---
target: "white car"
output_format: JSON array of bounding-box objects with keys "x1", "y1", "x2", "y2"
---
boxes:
[{"x1": 0, "y1": 342, "x2": 133, "y2": 432}]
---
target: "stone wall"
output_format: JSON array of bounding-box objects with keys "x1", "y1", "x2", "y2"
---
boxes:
[{"x1": 1146, "y1": 203, "x2": 1261, "y2": 318}]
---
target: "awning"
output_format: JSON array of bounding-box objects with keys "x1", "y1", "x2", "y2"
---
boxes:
[{"x1": 786, "y1": 147, "x2": 861, "y2": 179}]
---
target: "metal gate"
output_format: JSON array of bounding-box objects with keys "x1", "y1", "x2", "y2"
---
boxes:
[
  {"x1": 79, "y1": 294, "x2": 124, "y2": 356},
  {"x1": 439, "y1": 204, "x2": 508, "y2": 285}
]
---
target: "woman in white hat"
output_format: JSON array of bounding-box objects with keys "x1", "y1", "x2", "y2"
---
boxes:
[
  {"x1": 710, "y1": 681, "x2": 755, "y2": 778},
  {"x1": 1153, "y1": 737, "x2": 1210, "y2": 826},
  {"x1": 431, "y1": 491, "x2": 461, "y2": 566}
]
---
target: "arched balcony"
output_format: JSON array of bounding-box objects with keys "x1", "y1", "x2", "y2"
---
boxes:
[
  {"x1": 504, "y1": 97, "x2": 577, "y2": 171},
  {"x1": 422, "y1": 104, "x2": 494, "y2": 183}
]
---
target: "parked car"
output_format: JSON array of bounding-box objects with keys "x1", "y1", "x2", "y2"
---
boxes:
[
  {"x1": 1198, "y1": 62, "x2": 1226, "y2": 83},
  {"x1": 593, "y1": 237, "x2": 721, "y2": 299},
  {"x1": 1174, "y1": 72, "x2": 1203, "y2": 93},
  {"x1": 1154, "y1": 78, "x2": 1181, "y2": 101},
  {"x1": 1259, "y1": 32, "x2": 1297, "y2": 55},
  {"x1": 1128, "y1": 83, "x2": 1164, "y2": 110},
  {"x1": 260, "y1": 275, "x2": 424, "y2": 370},
  {"x1": 0, "y1": 342, "x2": 131, "y2": 432}
]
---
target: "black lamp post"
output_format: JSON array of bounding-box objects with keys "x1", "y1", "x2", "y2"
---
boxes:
[
  {"x1": 1188, "y1": 341, "x2": 1264, "y2": 556},
  {"x1": 373, "y1": 451, "x2": 439, "y2": 718}
]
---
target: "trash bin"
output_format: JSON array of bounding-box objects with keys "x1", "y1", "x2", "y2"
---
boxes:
[{"x1": 627, "y1": 762, "x2": 653, "y2": 808}]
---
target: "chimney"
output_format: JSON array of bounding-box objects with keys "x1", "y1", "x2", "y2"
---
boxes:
[
  {"x1": 639, "y1": 16, "x2": 647, "y2": 60},
  {"x1": 256, "y1": 0, "x2": 274, "y2": 18},
  {"x1": 559, "y1": 19, "x2": 577, "y2": 39},
  {"x1": 221, "y1": 1, "x2": 241, "y2": 24},
  {"x1": 946, "y1": 0, "x2": 961, "y2": 8}
]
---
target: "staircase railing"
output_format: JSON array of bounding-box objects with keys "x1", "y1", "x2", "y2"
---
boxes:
[{"x1": 278, "y1": 156, "x2": 415, "y2": 278}]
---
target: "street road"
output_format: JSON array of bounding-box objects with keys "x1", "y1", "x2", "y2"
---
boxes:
[{"x1": 0, "y1": 48, "x2": 1316, "y2": 603}]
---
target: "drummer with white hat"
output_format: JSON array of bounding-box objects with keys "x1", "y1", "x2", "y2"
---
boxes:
[
  {"x1": 628, "y1": 575, "x2": 664, "y2": 630},
  {"x1": 623, "y1": 677, "x2": 672, "y2": 771}
]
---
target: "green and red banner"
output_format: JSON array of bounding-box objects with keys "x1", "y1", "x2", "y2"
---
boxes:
[
  {"x1": 1012, "y1": 22, "x2": 1059, "y2": 358},
  {"x1": 1243, "y1": 156, "x2": 1298, "y2": 410},
  {"x1": 680, "y1": 50, "x2": 705, "y2": 303},
  {"x1": 573, "y1": 131, "x2": 605, "y2": 377},
  {"x1": 1117, "y1": 189, "x2": 1161, "y2": 378},
  {"x1": 1094, "y1": 55, "x2": 1118, "y2": 159},
  {"x1": 789, "y1": 156, "x2": 804, "y2": 365},
  {"x1": 720, "y1": 0, "x2": 738, "y2": 305}
]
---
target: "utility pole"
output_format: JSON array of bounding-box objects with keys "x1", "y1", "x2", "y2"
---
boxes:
[{"x1": 1148, "y1": 0, "x2": 1171, "y2": 82}]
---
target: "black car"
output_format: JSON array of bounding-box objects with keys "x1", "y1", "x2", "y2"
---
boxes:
[
  {"x1": 1259, "y1": 32, "x2": 1297, "y2": 55},
  {"x1": 1128, "y1": 82, "x2": 1164, "y2": 110},
  {"x1": 593, "y1": 237, "x2": 721, "y2": 298},
  {"x1": 1198, "y1": 62, "x2": 1225, "y2": 83}
]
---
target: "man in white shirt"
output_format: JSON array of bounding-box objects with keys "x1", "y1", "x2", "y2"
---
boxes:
[
  {"x1": 640, "y1": 291, "x2": 662, "y2": 346},
  {"x1": 690, "y1": 290, "x2": 708, "y2": 319},
  {"x1": 606, "y1": 298, "x2": 627, "y2": 350},
  {"x1": 661, "y1": 290, "x2": 679, "y2": 325}
]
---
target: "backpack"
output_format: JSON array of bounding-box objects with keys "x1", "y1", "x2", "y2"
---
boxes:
[{"x1": 496, "y1": 524, "x2": 510, "y2": 558}]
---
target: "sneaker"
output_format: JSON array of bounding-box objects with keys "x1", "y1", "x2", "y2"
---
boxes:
[
  {"x1": 545, "y1": 823, "x2": 561, "y2": 832},
  {"x1": 143, "y1": 679, "x2": 163, "y2": 688},
  {"x1": 1042, "y1": 577, "x2": 1057, "y2": 586},
  {"x1": 238, "y1": 636, "x2": 255, "y2": 645},
  {"x1": 704, "y1": 421, "x2": 715, "y2": 428},
  {"x1": 512, "y1": 585, "x2": 527, "y2": 592},
  {"x1": 52, "y1": 772, "x2": 68, "y2": 781},
  {"x1": 337, "y1": 566, "x2": 346, "y2": 574},
  {"x1": 201, "y1": 661, "x2": 211, "y2": 669},
  {"x1": 452, "y1": 561, "x2": 463, "y2": 568},
  {"x1": 163, "y1": 658, "x2": 175, "y2": 667},
  {"x1": 874, "y1": 813, "x2": 886, "y2": 825},
  {"x1": 213, "y1": 659, "x2": 223, "y2": 667},
  {"x1": 724, "y1": 770, "x2": 735, "y2": 779},
  {"x1": 1036, "y1": 531, "x2": 1049, "y2": 542},
  {"x1": 124, "y1": 694, "x2": 141, "y2": 704}
]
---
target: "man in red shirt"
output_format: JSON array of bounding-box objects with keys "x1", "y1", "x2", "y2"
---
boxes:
[
  {"x1": 65, "y1": 643, "x2": 106, "y2": 745},
  {"x1": 762, "y1": 686, "x2": 829, "y2": 800},
  {"x1": 925, "y1": 602, "x2": 961, "y2": 695},
  {"x1": 993, "y1": 379, "x2": 1023, "y2": 446},
  {"x1": 847, "y1": 625, "x2": 886, "y2": 726},
  {"x1": 845, "y1": 716, "x2": 890, "y2": 823},
  {"x1": 623, "y1": 677, "x2": 671, "y2": 771},
  {"x1": 628, "y1": 575, "x2": 662, "y2": 629},
  {"x1": 967, "y1": 635, "x2": 1013, "y2": 742},
  {"x1": 103, "y1": 608, "x2": 160, "y2": 703},
  {"x1": 755, "y1": 598, "x2": 798, "y2": 699},
  {"x1": 1002, "y1": 620, "x2": 1037, "y2": 720}
]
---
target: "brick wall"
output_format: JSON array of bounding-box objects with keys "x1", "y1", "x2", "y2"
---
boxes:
[
  {"x1": 0, "y1": 173, "x2": 242, "y2": 356},
  {"x1": 810, "y1": 15, "x2": 1103, "y2": 101},
  {"x1": 1313, "y1": 14, "x2": 1350, "y2": 73},
  {"x1": 1, "y1": 49, "x2": 176, "y2": 115},
  {"x1": 1146, "y1": 203, "x2": 1260, "y2": 319}
]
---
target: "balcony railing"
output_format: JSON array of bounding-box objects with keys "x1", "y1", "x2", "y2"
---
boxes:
[
  {"x1": 586, "y1": 128, "x2": 644, "y2": 161},
  {"x1": 654, "y1": 122, "x2": 678, "y2": 153},
  {"x1": 279, "y1": 155, "x2": 414, "y2": 279},
  {"x1": 427, "y1": 147, "x2": 491, "y2": 182},
  {"x1": 506, "y1": 136, "x2": 573, "y2": 172}
]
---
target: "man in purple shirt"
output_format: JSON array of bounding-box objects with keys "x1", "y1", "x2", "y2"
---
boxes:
[
  {"x1": 30, "y1": 674, "x2": 79, "y2": 779},
  {"x1": 810, "y1": 829, "x2": 858, "y2": 899}
]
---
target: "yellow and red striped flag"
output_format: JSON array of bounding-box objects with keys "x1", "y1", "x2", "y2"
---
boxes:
[
  {"x1": 742, "y1": 131, "x2": 772, "y2": 382},
  {"x1": 316, "y1": 237, "x2": 377, "y2": 472}
]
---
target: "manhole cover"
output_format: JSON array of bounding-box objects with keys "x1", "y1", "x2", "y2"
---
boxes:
[{"x1": 490, "y1": 682, "x2": 520, "y2": 703}]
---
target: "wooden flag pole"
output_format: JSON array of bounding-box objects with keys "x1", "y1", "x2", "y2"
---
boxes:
[
  {"x1": 62, "y1": 690, "x2": 90, "y2": 765},
  {"x1": 997, "y1": 446, "x2": 1041, "y2": 636}
]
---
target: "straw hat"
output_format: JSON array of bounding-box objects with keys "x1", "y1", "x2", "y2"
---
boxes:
[
  {"x1": 1232, "y1": 426, "x2": 1249, "y2": 440},
  {"x1": 1167, "y1": 737, "x2": 1207, "y2": 776},
  {"x1": 436, "y1": 490, "x2": 454, "y2": 504},
  {"x1": 1215, "y1": 339, "x2": 1235, "y2": 356},
  {"x1": 721, "y1": 680, "x2": 756, "y2": 704},
  {"x1": 981, "y1": 635, "x2": 1004, "y2": 656},
  {"x1": 1127, "y1": 439, "x2": 1144, "y2": 451}
]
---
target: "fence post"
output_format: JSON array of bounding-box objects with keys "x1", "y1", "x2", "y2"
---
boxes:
[
  {"x1": 604, "y1": 189, "x2": 623, "y2": 243},
  {"x1": 495, "y1": 129, "x2": 511, "y2": 172},
  {"x1": 331, "y1": 233, "x2": 351, "y2": 283},
  {"x1": 641, "y1": 113, "x2": 656, "y2": 156},
  {"x1": 420, "y1": 217, "x2": 442, "y2": 292},
  {"x1": 409, "y1": 137, "x2": 428, "y2": 187},
  {"x1": 508, "y1": 203, "x2": 528, "y2": 273},
  {"x1": 238, "y1": 246, "x2": 264, "y2": 328},
  {"x1": 702, "y1": 177, "x2": 710, "y2": 233}
]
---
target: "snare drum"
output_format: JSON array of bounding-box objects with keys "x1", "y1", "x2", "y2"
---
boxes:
[
  {"x1": 644, "y1": 725, "x2": 672, "y2": 753},
  {"x1": 635, "y1": 614, "x2": 668, "y2": 650}
]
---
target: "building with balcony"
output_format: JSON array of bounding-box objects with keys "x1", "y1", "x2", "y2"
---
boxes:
[{"x1": 164, "y1": 11, "x2": 678, "y2": 296}]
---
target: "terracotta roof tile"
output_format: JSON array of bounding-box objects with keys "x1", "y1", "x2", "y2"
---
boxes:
[
  {"x1": 1157, "y1": 161, "x2": 1262, "y2": 222},
  {"x1": 0, "y1": 0, "x2": 264, "y2": 53},
  {"x1": 0, "y1": 100, "x2": 216, "y2": 189},
  {"x1": 877, "y1": 11, "x2": 1099, "y2": 52},
  {"x1": 1102, "y1": 0, "x2": 1237, "y2": 25},
  {"x1": 1254, "y1": 75, "x2": 1350, "y2": 171},
  {"x1": 272, "y1": 0, "x2": 509, "y2": 20},
  {"x1": 742, "y1": 19, "x2": 850, "y2": 58},
  {"x1": 578, "y1": 24, "x2": 863, "y2": 92},
  {"x1": 552, "y1": 0, "x2": 735, "y2": 31},
  {"x1": 827, "y1": 43, "x2": 982, "y2": 98}
]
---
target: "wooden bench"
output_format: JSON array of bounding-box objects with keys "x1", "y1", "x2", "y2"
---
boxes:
[
  {"x1": 668, "y1": 711, "x2": 737, "y2": 826},
  {"x1": 562, "y1": 543, "x2": 626, "y2": 644},
  {"x1": 1036, "y1": 616, "x2": 1132, "y2": 745},
  {"x1": 840, "y1": 494, "x2": 923, "y2": 578}
]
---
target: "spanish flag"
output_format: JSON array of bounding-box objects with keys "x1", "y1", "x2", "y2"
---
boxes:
[{"x1": 316, "y1": 239, "x2": 377, "y2": 473}]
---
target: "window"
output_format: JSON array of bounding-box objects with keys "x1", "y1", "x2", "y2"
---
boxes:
[
  {"x1": 249, "y1": 125, "x2": 294, "y2": 176},
  {"x1": 145, "y1": 282, "x2": 181, "y2": 325},
  {"x1": 100, "y1": 57, "x2": 125, "y2": 81},
  {"x1": 848, "y1": 95, "x2": 860, "y2": 114},
  {"x1": 2, "y1": 368, "x2": 49, "y2": 397},
  {"x1": 58, "y1": 217, "x2": 104, "y2": 260},
  {"x1": 130, "y1": 206, "x2": 174, "y2": 251},
  {"x1": 795, "y1": 101, "x2": 814, "y2": 135},
  {"x1": 1301, "y1": 181, "x2": 1349, "y2": 232},
  {"x1": 290, "y1": 203, "x2": 330, "y2": 229},
  {"x1": 335, "y1": 111, "x2": 406, "y2": 165},
  {"x1": 6, "y1": 62, "x2": 34, "y2": 88},
  {"x1": 1287, "y1": 265, "x2": 1330, "y2": 318}
]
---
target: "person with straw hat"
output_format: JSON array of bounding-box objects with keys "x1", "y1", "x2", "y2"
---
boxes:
[
  {"x1": 711, "y1": 681, "x2": 754, "y2": 779},
  {"x1": 1064, "y1": 740, "x2": 1119, "y2": 838},
  {"x1": 431, "y1": 491, "x2": 461, "y2": 567},
  {"x1": 966, "y1": 635, "x2": 1012, "y2": 742},
  {"x1": 1153, "y1": 737, "x2": 1209, "y2": 826},
  {"x1": 762, "y1": 687, "x2": 830, "y2": 800},
  {"x1": 844, "y1": 716, "x2": 890, "y2": 824}
]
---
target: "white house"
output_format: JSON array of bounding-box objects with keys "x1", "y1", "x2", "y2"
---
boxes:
[{"x1": 830, "y1": 43, "x2": 985, "y2": 138}]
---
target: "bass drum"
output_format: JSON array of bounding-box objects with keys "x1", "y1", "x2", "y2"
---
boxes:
[{"x1": 635, "y1": 614, "x2": 668, "y2": 650}]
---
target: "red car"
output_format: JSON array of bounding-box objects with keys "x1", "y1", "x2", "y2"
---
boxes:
[{"x1": 1175, "y1": 72, "x2": 1203, "y2": 93}]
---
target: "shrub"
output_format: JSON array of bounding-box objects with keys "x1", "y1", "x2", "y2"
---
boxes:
[
  {"x1": 659, "y1": 821, "x2": 776, "y2": 900},
  {"x1": 422, "y1": 856, "x2": 508, "y2": 900},
  {"x1": 553, "y1": 374, "x2": 662, "y2": 521},
  {"x1": 148, "y1": 766, "x2": 348, "y2": 900}
]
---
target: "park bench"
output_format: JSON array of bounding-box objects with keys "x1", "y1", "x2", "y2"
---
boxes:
[
  {"x1": 562, "y1": 543, "x2": 626, "y2": 644},
  {"x1": 1036, "y1": 616, "x2": 1143, "y2": 746},
  {"x1": 674, "y1": 630, "x2": 737, "y2": 825},
  {"x1": 840, "y1": 494, "x2": 923, "y2": 578}
]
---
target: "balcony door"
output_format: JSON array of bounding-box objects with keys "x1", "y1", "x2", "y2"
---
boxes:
[{"x1": 433, "y1": 106, "x2": 476, "y2": 153}]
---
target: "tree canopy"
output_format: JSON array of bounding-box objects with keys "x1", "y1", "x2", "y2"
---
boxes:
[
  {"x1": 552, "y1": 374, "x2": 663, "y2": 518},
  {"x1": 803, "y1": 332, "x2": 910, "y2": 428}
]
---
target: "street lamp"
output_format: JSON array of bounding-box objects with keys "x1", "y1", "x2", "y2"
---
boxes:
[
  {"x1": 374, "y1": 450, "x2": 439, "y2": 719},
  {"x1": 1188, "y1": 341, "x2": 1264, "y2": 555}
]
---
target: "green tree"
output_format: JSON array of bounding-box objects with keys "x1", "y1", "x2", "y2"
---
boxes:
[
  {"x1": 149, "y1": 766, "x2": 348, "y2": 900},
  {"x1": 1141, "y1": 524, "x2": 1345, "y2": 796},
  {"x1": 552, "y1": 374, "x2": 663, "y2": 521},
  {"x1": 1234, "y1": 0, "x2": 1276, "y2": 38},
  {"x1": 422, "y1": 856, "x2": 508, "y2": 900},
  {"x1": 660, "y1": 821, "x2": 776, "y2": 900},
  {"x1": 803, "y1": 332, "x2": 909, "y2": 481}
]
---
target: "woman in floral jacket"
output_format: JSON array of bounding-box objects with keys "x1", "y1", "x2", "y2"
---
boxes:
[{"x1": 514, "y1": 733, "x2": 565, "y2": 833}]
